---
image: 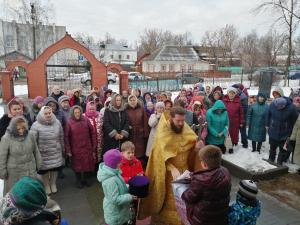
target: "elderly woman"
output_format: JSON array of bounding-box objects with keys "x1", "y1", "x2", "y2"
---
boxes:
[
  {"x1": 0, "y1": 116, "x2": 42, "y2": 194},
  {"x1": 31, "y1": 106, "x2": 64, "y2": 195},
  {"x1": 126, "y1": 95, "x2": 149, "y2": 164},
  {"x1": 222, "y1": 87, "x2": 244, "y2": 153},
  {"x1": 103, "y1": 94, "x2": 129, "y2": 156},
  {"x1": 65, "y1": 106, "x2": 96, "y2": 188}
]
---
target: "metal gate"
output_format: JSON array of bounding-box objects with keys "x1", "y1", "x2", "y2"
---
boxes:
[{"x1": 46, "y1": 64, "x2": 92, "y2": 96}]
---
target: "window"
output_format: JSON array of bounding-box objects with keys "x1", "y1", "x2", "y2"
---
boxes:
[
  {"x1": 19, "y1": 36, "x2": 27, "y2": 50},
  {"x1": 110, "y1": 55, "x2": 113, "y2": 59},
  {"x1": 118, "y1": 55, "x2": 122, "y2": 60},
  {"x1": 169, "y1": 64, "x2": 175, "y2": 72},
  {"x1": 150, "y1": 64, "x2": 155, "y2": 72},
  {"x1": 188, "y1": 64, "x2": 194, "y2": 71},
  {"x1": 161, "y1": 64, "x2": 166, "y2": 72},
  {"x1": 6, "y1": 35, "x2": 14, "y2": 48},
  {"x1": 126, "y1": 55, "x2": 130, "y2": 60}
]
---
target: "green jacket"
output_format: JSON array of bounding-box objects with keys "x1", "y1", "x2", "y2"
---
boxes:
[
  {"x1": 97, "y1": 163, "x2": 133, "y2": 225},
  {"x1": 205, "y1": 100, "x2": 229, "y2": 145}
]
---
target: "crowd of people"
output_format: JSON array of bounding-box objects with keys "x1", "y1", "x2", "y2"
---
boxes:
[{"x1": 0, "y1": 82, "x2": 300, "y2": 225}]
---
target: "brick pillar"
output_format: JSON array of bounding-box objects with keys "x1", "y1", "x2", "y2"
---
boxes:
[
  {"x1": 0, "y1": 71, "x2": 14, "y2": 103},
  {"x1": 119, "y1": 71, "x2": 128, "y2": 94}
]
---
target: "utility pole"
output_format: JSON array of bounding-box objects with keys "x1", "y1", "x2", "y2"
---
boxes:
[{"x1": 30, "y1": 3, "x2": 37, "y2": 59}]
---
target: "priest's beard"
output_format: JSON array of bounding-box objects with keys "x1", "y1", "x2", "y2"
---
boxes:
[{"x1": 170, "y1": 119, "x2": 184, "y2": 134}]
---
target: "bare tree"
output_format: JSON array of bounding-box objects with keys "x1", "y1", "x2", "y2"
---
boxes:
[
  {"x1": 137, "y1": 28, "x2": 194, "y2": 56},
  {"x1": 255, "y1": 0, "x2": 300, "y2": 86},
  {"x1": 259, "y1": 29, "x2": 286, "y2": 66},
  {"x1": 201, "y1": 30, "x2": 222, "y2": 68},
  {"x1": 1, "y1": 0, "x2": 55, "y2": 24},
  {"x1": 219, "y1": 24, "x2": 239, "y2": 64},
  {"x1": 238, "y1": 31, "x2": 260, "y2": 85}
]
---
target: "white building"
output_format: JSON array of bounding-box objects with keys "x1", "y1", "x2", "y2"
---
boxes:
[
  {"x1": 99, "y1": 44, "x2": 137, "y2": 66},
  {"x1": 0, "y1": 19, "x2": 66, "y2": 68},
  {"x1": 142, "y1": 45, "x2": 210, "y2": 73}
]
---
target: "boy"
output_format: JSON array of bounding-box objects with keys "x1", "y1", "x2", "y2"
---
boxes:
[
  {"x1": 120, "y1": 141, "x2": 144, "y2": 183},
  {"x1": 228, "y1": 180, "x2": 261, "y2": 225},
  {"x1": 182, "y1": 145, "x2": 231, "y2": 225}
]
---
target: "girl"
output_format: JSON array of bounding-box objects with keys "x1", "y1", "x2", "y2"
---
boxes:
[
  {"x1": 0, "y1": 116, "x2": 42, "y2": 194},
  {"x1": 31, "y1": 106, "x2": 64, "y2": 195},
  {"x1": 97, "y1": 149, "x2": 136, "y2": 225}
]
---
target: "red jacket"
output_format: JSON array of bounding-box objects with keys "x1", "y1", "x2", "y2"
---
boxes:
[{"x1": 120, "y1": 156, "x2": 144, "y2": 183}]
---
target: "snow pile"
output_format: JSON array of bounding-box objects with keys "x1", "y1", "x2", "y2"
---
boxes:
[
  {"x1": 222, "y1": 144, "x2": 277, "y2": 173},
  {"x1": 14, "y1": 85, "x2": 28, "y2": 96}
]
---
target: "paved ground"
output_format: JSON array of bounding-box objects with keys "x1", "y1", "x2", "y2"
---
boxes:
[{"x1": 52, "y1": 168, "x2": 300, "y2": 225}]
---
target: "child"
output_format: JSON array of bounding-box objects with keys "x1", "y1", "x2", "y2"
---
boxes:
[
  {"x1": 97, "y1": 149, "x2": 137, "y2": 225},
  {"x1": 120, "y1": 141, "x2": 144, "y2": 184},
  {"x1": 182, "y1": 145, "x2": 231, "y2": 225},
  {"x1": 228, "y1": 180, "x2": 261, "y2": 225}
]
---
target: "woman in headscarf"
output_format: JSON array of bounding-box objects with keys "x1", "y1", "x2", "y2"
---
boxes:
[
  {"x1": 145, "y1": 102, "x2": 165, "y2": 157},
  {"x1": 126, "y1": 95, "x2": 149, "y2": 165},
  {"x1": 65, "y1": 106, "x2": 96, "y2": 188},
  {"x1": 247, "y1": 93, "x2": 269, "y2": 153},
  {"x1": 102, "y1": 94, "x2": 129, "y2": 156},
  {"x1": 0, "y1": 100, "x2": 23, "y2": 141},
  {"x1": 83, "y1": 101, "x2": 104, "y2": 163},
  {"x1": 0, "y1": 116, "x2": 41, "y2": 194},
  {"x1": 31, "y1": 106, "x2": 64, "y2": 195}
]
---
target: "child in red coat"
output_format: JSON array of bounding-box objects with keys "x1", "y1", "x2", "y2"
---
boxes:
[{"x1": 120, "y1": 141, "x2": 144, "y2": 183}]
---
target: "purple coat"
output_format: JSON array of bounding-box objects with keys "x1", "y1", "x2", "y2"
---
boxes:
[
  {"x1": 182, "y1": 166, "x2": 231, "y2": 225},
  {"x1": 64, "y1": 116, "x2": 96, "y2": 172}
]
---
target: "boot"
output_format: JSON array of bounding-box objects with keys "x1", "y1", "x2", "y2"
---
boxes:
[
  {"x1": 82, "y1": 173, "x2": 91, "y2": 187},
  {"x1": 41, "y1": 173, "x2": 51, "y2": 195},
  {"x1": 49, "y1": 171, "x2": 58, "y2": 194},
  {"x1": 75, "y1": 172, "x2": 83, "y2": 189},
  {"x1": 229, "y1": 148, "x2": 233, "y2": 154},
  {"x1": 257, "y1": 143, "x2": 262, "y2": 154},
  {"x1": 252, "y1": 141, "x2": 256, "y2": 152}
]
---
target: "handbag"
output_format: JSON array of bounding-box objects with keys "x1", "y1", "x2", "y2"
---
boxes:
[{"x1": 225, "y1": 134, "x2": 233, "y2": 150}]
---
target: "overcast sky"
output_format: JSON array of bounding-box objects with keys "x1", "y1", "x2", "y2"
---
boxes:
[{"x1": 1, "y1": 0, "x2": 278, "y2": 44}]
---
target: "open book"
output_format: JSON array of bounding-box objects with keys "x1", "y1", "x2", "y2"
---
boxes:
[{"x1": 172, "y1": 170, "x2": 191, "y2": 197}]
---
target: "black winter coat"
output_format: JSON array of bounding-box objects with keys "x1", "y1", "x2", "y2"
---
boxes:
[
  {"x1": 182, "y1": 166, "x2": 231, "y2": 225},
  {"x1": 102, "y1": 105, "x2": 129, "y2": 154},
  {"x1": 0, "y1": 114, "x2": 11, "y2": 141}
]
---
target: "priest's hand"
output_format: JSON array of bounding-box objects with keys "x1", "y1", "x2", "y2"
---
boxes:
[
  {"x1": 171, "y1": 167, "x2": 181, "y2": 180},
  {"x1": 195, "y1": 140, "x2": 204, "y2": 151}
]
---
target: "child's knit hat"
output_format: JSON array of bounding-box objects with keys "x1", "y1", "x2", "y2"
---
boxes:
[
  {"x1": 238, "y1": 180, "x2": 258, "y2": 200},
  {"x1": 104, "y1": 149, "x2": 122, "y2": 169}
]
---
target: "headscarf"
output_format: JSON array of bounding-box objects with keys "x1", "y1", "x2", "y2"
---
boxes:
[
  {"x1": 128, "y1": 95, "x2": 138, "y2": 108},
  {"x1": 70, "y1": 105, "x2": 83, "y2": 120},
  {"x1": 84, "y1": 101, "x2": 99, "y2": 118}
]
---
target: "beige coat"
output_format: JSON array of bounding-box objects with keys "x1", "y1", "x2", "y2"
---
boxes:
[
  {"x1": 290, "y1": 115, "x2": 300, "y2": 165},
  {"x1": 0, "y1": 116, "x2": 42, "y2": 194}
]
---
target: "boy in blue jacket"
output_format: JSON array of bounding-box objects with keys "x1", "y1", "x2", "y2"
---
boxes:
[{"x1": 229, "y1": 180, "x2": 261, "y2": 225}]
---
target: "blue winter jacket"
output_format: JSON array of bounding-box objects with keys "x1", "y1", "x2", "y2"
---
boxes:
[
  {"x1": 266, "y1": 97, "x2": 299, "y2": 141},
  {"x1": 97, "y1": 163, "x2": 133, "y2": 225},
  {"x1": 228, "y1": 194, "x2": 261, "y2": 225}
]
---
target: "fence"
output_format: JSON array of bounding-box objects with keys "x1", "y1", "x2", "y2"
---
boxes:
[
  {"x1": 143, "y1": 70, "x2": 231, "y2": 79},
  {"x1": 129, "y1": 77, "x2": 183, "y2": 92}
]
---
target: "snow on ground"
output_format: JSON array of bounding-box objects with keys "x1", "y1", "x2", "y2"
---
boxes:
[
  {"x1": 222, "y1": 144, "x2": 277, "y2": 173},
  {"x1": 14, "y1": 85, "x2": 28, "y2": 96}
]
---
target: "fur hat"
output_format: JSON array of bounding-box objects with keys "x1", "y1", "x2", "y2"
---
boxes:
[
  {"x1": 58, "y1": 95, "x2": 70, "y2": 104},
  {"x1": 274, "y1": 97, "x2": 287, "y2": 109},
  {"x1": 155, "y1": 101, "x2": 165, "y2": 109},
  {"x1": 227, "y1": 87, "x2": 237, "y2": 94},
  {"x1": 238, "y1": 180, "x2": 258, "y2": 200},
  {"x1": 104, "y1": 149, "x2": 122, "y2": 169},
  {"x1": 34, "y1": 96, "x2": 44, "y2": 105}
]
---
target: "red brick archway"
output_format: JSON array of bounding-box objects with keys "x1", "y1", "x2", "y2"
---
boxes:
[
  {"x1": 26, "y1": 33, "x2": 107, "y2": 98},
  {"x1": 5, "y1": 60, "x2": 29, "y2": 72},
  {"x1": 107, "y1": 63, "x2": 124, "y2": 74}
]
